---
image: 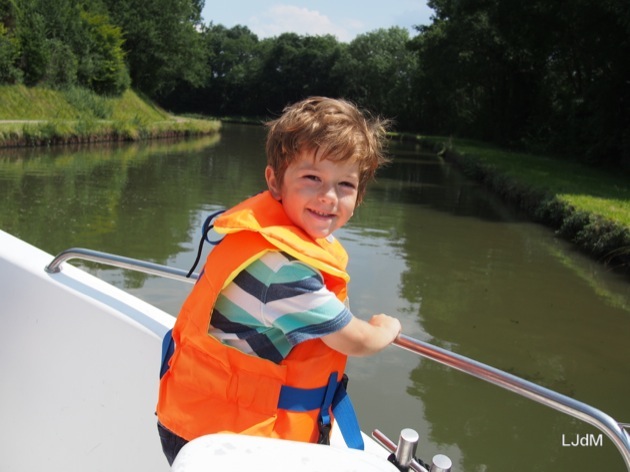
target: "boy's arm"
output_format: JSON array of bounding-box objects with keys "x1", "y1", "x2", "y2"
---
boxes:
[{"x1": 321, "y1": 314, "x2": 401, "y2": 357}]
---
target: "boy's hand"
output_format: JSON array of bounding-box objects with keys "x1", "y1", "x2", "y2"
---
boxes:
[
  {"x1": 368, "y1": 314, "x2": 401, "y2": 341},
  {"x1": 321, "y1": 313, "x2": 402, "y2": 357}
]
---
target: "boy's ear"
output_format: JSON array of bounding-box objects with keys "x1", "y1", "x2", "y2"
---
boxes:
[{"x1": 265, "y1": 166, "x2": 282, "y2": 200}]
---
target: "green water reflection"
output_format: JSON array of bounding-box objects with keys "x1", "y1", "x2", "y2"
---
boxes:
[{"x1": 1, "y1": 124, "x2": 628, "y2": 471}]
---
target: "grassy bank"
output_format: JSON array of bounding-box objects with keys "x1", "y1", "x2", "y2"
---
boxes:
[
  {"x1": 403, "y1": 134, "x2": 630, "y2": 273},
  {"x1": 0, "y1": 85, "x2": 220, "y2": 146}
]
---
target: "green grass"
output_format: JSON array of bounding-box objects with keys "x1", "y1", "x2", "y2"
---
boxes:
[
  {"x1": 0, "y1": 85, "x2": 79, "y2": 119},
  {"x1": 0, "y1": 85, "x2": 220, "y2": 146},
  {"x1": 446, "y1": 138, "x2": 630, "y2": 227},
  {"x1": 0, "y1": 85, "x2": 170, "y2": 121}
]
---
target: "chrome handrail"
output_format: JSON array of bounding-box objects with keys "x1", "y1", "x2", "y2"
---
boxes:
[
  {"x1": 44, "y1": 248, "x2": 630, "y2": 469},
  {"x1": 45, "y1": 247, "x2": 199, "y2": 283},
  {"x1": 393, "y1": 334, "x2": 630, "y2": 470}
]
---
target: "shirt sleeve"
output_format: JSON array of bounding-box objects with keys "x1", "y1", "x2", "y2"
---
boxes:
[{"x1": 260, "y1": 257, "x2": 353, "y2": 346}]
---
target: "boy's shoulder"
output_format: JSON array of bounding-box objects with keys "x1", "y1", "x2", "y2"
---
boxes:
[{"x1": 254, "y1": 251, "x2": 323, "y2": 283}]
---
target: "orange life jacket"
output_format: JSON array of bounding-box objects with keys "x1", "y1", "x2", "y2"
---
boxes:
[{"x1": 156, "y1": 191, "x2": 363, "y2": 448}]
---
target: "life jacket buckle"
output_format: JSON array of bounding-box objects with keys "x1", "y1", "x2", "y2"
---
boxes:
[
  {"x1": 316, "y1": 372, "x2": 339, "y2": 445},
  {"x1": 317, "y1": 420, "x2": 332, "y2": 445}
]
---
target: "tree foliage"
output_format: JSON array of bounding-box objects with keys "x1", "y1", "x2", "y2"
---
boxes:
[
  {"x1": 0, "y1": 0, "x2": 130, "y2": 94},
  {"x1": 334, "y1": 28, "x2": 418, "y2": 127},
  {"x1": 101, "y1": 0, "x2": 208, "y2": 96},
  {"x1": 413, "y1": 0, "x2": 630, "y2": 168},
  {"x1": 0, "y1": 0, "x2": 23, "y2": 83},
  {"x1": 256, "y1": 33, "x2": 344, "y2": 113},
  {"x1": 77, "y1": 9, "x2": 130, "y2": 94},
  {"x1": 0, "y1": 0, "x2": 204, "y2": 96},
  {"x1": 202, "y1": 24, "x2": 261, "y2": 116}
]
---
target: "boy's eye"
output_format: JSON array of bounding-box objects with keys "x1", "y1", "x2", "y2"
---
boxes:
[
  {"x1": 340, "y1": 181, "x2": 357, "y2": 189},
  {"x1": 304, "y1": 174, "x2": 320, "y2": 181}
]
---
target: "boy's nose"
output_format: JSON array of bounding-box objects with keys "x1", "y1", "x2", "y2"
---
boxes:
[{"x1": 318, "y1": 184, "x2": 338, "y2": 203}]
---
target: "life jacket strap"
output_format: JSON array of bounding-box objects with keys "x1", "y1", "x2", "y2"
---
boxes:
[
  {"x1": 186, "y1": 210, "x2": 226, "y2": 278},
  {"x1": 160, "y1": 328, "x2": 175, "y2": 379},
  {"x1": 278, "y1": 373, "x2": 364, "y2": 450}
]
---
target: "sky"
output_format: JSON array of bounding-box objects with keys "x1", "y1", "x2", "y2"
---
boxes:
[{"x1": 200, "y1": 1, "x2": 434, "y2": 42}]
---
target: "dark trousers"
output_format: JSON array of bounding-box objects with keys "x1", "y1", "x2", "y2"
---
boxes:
[{"x1": 157, "y1": 422, "x2": 189, "y2": 466}]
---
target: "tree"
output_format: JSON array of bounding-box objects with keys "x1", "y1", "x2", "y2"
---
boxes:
[
  {"x1": 0, "y1": 0, "x2": 22, "y2": 83},
  {"x1": 14, "y1": 0, "x2": 48, "y2": 85},
  {"x1": 204, "y1": 24, "x2": 261, "y2": 115},
  {"x1": 0, "y1": 0, "x2": 130, "y2": 93},
  {"x1": 102, "y1": 0, "x2": 208, "y2": 97},
  {"x1": 411, "y1": 0, "x2": 630, "y2": 168},
  {"x1": 334, "y1": 27, "x2": 419, "y2": 128},
  {"x1": 409, "y1": 0, "x2": 532, "y2": 141},
  {"x1": 43, "y1": 39, "x2": 77, "y2": 87},
  {"x1": 256, "y1": 33, "x2": 344, "y2": 114},
  {"x1": 33, "y1": 0, "x2": 86, "y2": 88},
  {"x1": 78, "y1": 9, "x2": 129, "y2": 94},
  {"x1": 539, "y1": 0, "x2": 630, "y2": 166}
]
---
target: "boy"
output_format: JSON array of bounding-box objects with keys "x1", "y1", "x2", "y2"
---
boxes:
[{"x1": 156, "y1": 96, "x2": 401, "y2": 465}]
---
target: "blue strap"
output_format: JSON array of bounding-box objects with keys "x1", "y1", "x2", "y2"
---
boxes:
[
  {"x1": 160, "y1": 328, "x2": 174, "y2": 379},
  {"x1": 319, "y1": 373, "x2": 338, "y2": 427},
  {"x1": 277, "y1": 373, "x2": 364, "y2": 450},
  {"x1": 330, "y1": 381, "x2": 364, "y2": 450},
  {"x1": 277, "y1": 383, "x2": 328, "y2": 412}
]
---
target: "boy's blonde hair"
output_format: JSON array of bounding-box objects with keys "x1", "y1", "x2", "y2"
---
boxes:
[{"x1": 265, "y1": 97, "x2": 390, "y2": 204}]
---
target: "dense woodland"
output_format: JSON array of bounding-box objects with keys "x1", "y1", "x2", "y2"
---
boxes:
[{"x1": 1, "y1": 0, "x2": 629, "y2": 169}]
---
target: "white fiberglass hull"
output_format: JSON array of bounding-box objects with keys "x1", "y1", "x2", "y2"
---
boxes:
[{"x1": 0, "y1": 230, "x2": 173, "y2": 471}]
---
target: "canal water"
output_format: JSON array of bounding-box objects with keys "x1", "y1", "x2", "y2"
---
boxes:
[{"x1": 1, "y1": 123, "x2": 628, "y2": 471}]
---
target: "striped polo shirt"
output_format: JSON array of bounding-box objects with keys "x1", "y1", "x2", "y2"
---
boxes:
[{"x1": 208, "y1": 251, "x2": 352, "y2": 364}]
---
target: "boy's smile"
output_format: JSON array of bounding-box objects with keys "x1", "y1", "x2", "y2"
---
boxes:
[{"x1": 266, "y1": 149, "x2": 360, "y2": 240}]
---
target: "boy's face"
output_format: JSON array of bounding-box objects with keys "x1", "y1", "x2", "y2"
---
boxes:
[{"x1": 266, "y1": 148, "x2": 360, "y2": 240}]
